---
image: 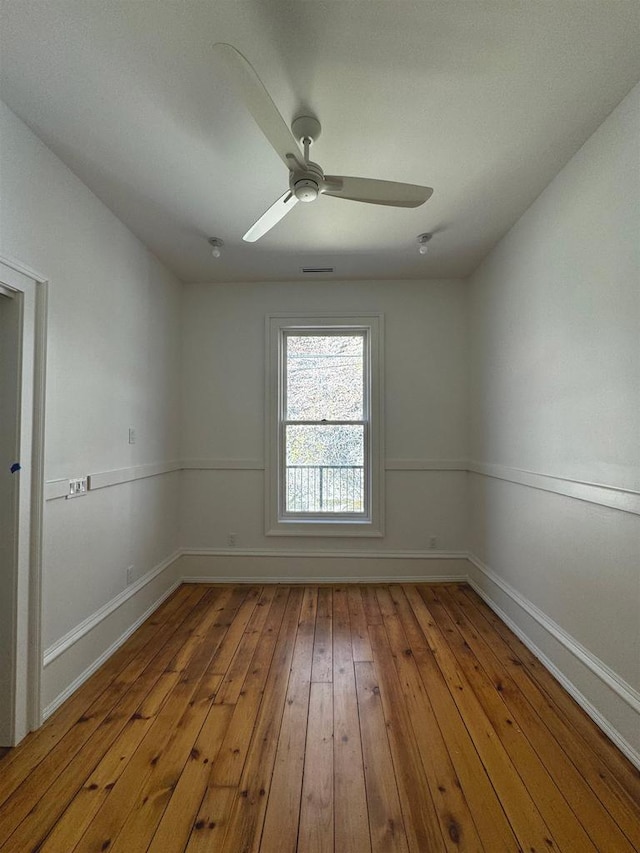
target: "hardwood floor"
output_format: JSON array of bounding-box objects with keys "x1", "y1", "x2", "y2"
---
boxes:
[{"x1": 1, "y1": 583, "x2": 638, "y2": 852}]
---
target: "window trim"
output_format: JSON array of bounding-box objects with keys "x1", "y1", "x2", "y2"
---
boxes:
[{"x1": 265, "y1": 313, "x2": 384, "y2": 537}]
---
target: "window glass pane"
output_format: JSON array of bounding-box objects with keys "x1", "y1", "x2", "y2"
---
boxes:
[
  {"x1": 286, "y1": 334, "x2": 364, "y2": 421},
  {"x1": 285, "y1": 424, "x2": 364, "y2": 513}
]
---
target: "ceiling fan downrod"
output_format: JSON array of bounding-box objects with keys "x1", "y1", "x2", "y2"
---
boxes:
[{"x1": 290, "y1": 116, "x2": 323, "y2": 202}]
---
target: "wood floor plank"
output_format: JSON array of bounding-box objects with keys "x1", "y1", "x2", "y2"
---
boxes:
[
  {"x1": 298, "y1": 682, "x2": 334, "y2": 853},
  {"x1": 348, "y1": 587, "x2": 373, "y2": 661},
  {"x1": 439, "y1": 586, "x2": 640, "y2": 852},
  {"x1": 311, "y1": 587, "x2": 333, "y2": 683},
  {"x1": 361, "y1": 585, "x2": 383, "y2": 626},
  {"x1": 260, "y1": 587, "x2": 318, "y2": 852},
  {"x1": 69, "y1": 587, "x2": 245, "y2": 852},
  {"x1": 388, "y1": 585, "x2": 520, "y2": 852},
  {"x1": 209, "y1": 586, "x2": 262, "y2": 675},
  {"x1": 107, "y1": 671, "x2": 224, "y2": 853},
  {"x1": 332, "y1": 587, "x2": 372, "y2": 853},
  {"x1": 2, "y1": 582, "x2": 637, "y2": 853},
  {"x1": 217, "y1": 587, "x2": 305, "y2": 853},
  {"x1": 208, "y1": 586, "x2": 292, "y2": 787},
  {"x1": 354, "y1": 661, "x2": 410, "y2": 853},
  {"x1": 453, "y1": 584, "x2": 640, "y2": 850},
  {"x1": 0, "y1": 586, "x2": 219, "y2": 848},
  {"x1": 404, "y1": 584, "x2": 559, "y2": 852},
  {"x1": 148, "y1": 703, "x2": 233, "y2": 852},
  {"x1": 421, "y1": 585, "x2": 599, "y2": 853},
  {"x1": 0, "y1": 585, "x2": 205, "y2": 808},
  {"x1": 375, "y1": 585, "x2": 398, "y2": 620},
  {"x1": 367, "y1": 623, "x2": 446, "y2": 852},
  {"x1": 371, "y1": 614, "x2": 484, "y2": 851},
  {"x1": 214, "y1": 586, "x2": 277, "y2": 705},
  {"x1": 35, "y1": 593, "x2": 216, "y2": 852},
  {"x1": 184, "y1": 786, "x2": 238, "y2": 852},
  {"x1": 460, "y1": 584, "x2": 640, "y2": 805},
  {"x1": 31, "y1": 646, "x2": 192, "y2": 851}
]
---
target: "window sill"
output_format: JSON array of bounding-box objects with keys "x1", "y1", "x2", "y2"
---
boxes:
[{"x1": 266, "y1": 521, "x2": 384, "y2": 538}]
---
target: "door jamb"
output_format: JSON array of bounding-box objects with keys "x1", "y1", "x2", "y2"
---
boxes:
[{"x1": 0, "y1": 254, "x2": 48, "y2": 741}]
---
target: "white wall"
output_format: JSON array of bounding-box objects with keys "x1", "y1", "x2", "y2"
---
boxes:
[
  {"x1": 468, "y1": 82, "x2": 640, "y2": 760},
  {"x1": 178, "y1": 279, "x2": 469, "y2": 575},
  {"x1": 0, "y1": 101, "x2": 183, "y2": 714}
]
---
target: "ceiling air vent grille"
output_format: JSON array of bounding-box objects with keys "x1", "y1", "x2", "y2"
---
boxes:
[{"x1": 300, "y1": 266, "x2": 335, "y2": 274}]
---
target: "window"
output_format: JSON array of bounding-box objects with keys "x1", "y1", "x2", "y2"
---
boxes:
[{"x1": 266, "y1": 315, "x2": 383, "y2": 536}]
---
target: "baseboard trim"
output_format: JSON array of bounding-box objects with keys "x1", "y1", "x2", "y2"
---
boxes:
[
  {"x1": 42, "y1": 579, "x2": 181, "y2": 720},
  {"x1": 177, "y1": 550, "x2": 469, "y2": 585},
  {"x1": 182, "y1": 574, "x2": 465, "y2": 584},
  {"x1": 467, "y1": 554, "x2": 640, "y2": 769},
  {"x1": 44, "y1": 550, "x2": 182, "y2": 666},
  {"x1": 180, "y1": 548, "x2": 468, "y2": 560}
]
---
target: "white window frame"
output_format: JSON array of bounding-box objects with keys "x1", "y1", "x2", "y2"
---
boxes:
[{"x1": 265, "y1": 314, "x2": 384, "y2": 537}]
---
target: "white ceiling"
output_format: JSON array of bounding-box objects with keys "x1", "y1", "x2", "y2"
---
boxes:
[{"x1": 1, "y1": 1, "x2": 639, "y2": 283}]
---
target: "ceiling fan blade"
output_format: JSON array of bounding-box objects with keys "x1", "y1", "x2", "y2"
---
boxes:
[
  {"x1": 243, "y1": 191, "x2": 299, "y2": 242},
  {"x1": 214, "y1": 43, "x2": 303, "y2": 170},
  {"x1": 324, "y1": 176, "x2": 433, "y2": 208}
]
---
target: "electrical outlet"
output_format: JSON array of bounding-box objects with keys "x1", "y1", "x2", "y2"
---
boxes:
[
  {"x1": 429, "y1": 536, "x2": 437, "y2": 550},
  {"x1": 126, "y1": 565, "x2": 134, "y2": 585},
  {"x1": 227, "y1": 532, "x2": 237, "y2": 547},
  {"x1": 66, "y1": 477, "x2": 88, "y2": 499},
  {"x1": 128, "y1": 427, "x2": 136, "y2": 445}
]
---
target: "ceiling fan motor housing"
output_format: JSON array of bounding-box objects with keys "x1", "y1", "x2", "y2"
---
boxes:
[
  {"x1": 293, "y1": 178, "x2": 319, "y2": 202},
  {"x1": 290, "y1": 159, "x2": 324, "y2": 202}
]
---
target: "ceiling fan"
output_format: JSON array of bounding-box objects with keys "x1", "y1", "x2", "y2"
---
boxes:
[{"x1": 213, "y1": 43, "x2": 434, "y2": 242}]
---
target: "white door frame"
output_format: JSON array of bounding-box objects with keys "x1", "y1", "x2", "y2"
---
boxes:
[{"x1": 0, "y1": 255, "x2": 48, "y2": 744}]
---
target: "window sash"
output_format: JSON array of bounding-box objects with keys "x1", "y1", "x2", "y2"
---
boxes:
[
  {"x1": 283, "y1": 330, "x2": 366, "y2": 422},
  {"x1": 280, "y1": 421, "x2": 370, "y2": 518}
]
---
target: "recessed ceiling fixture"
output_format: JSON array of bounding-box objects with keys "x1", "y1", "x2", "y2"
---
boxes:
[
  {"x1": 208, "y1": 237, "x2": 224, "y2": 258},
  {"x1": 417, "y1": 233, "x2": 433, "y2": 255},
  {"x1": 300, "y1": 266, "x2": 335, "y2": 274}
]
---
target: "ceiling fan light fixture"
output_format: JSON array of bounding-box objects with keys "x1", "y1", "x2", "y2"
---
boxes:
[
  {"x1": 208, "y1": 237, "x2": 224, "y2": 258},
  {"x1": 417, "y1": 233, "x2": 432, "y2": 255}
]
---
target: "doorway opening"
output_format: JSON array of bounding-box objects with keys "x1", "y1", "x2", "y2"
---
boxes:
[{"x1": 0, "y1": 257, "x2": 47, "y2": 746}]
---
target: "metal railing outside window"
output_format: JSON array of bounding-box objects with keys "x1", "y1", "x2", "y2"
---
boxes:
[{"x1": 285, "y1": 465, "x2": 364, "y2": 513}]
